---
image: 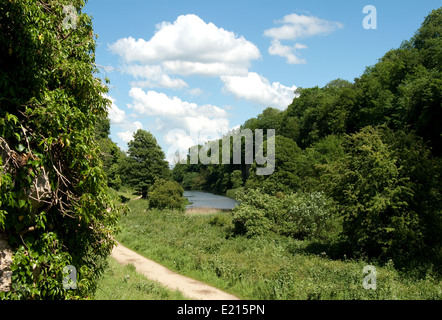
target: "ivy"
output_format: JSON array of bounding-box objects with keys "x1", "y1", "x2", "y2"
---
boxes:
[{"x1": 0, "y1": 0, "x2": 125, "y2": 299}]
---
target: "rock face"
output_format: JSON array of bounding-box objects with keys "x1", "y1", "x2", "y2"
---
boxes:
[{"x1": 0, "y1": 233, "x2": 12, "y2": 292}]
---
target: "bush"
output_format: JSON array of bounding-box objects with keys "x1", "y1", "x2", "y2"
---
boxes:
[
  {"x1": 147, "y1": 179, "x2": 186, "y2": 211},
  {"x1": 225, "y1": 187, "x2": 244, "y2": 200},
  {"x1": 231, "y1": 188, "x2": 337, "y2": 240}
]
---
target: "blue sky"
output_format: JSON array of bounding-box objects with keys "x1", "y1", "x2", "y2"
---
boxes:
[{"x1": 83, "y1": 0, "x2": 441, "y2": 164}]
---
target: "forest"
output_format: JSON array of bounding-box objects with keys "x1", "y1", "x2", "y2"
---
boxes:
[{"x1": 0, "y1": 0, "x2": 441, "y2": 300}]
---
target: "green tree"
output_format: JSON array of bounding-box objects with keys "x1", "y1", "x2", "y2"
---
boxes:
[
  {"x1": 94, "y1": 118, "x2": 126, "y2": 190},
  {"x1": 0, "y1": 0, "x2": 123, "y2": 299},
  {"x1": 246, "y1": 135, "x2": 302, "y2": 194},
  {"x1": 121, "y1": 129, "x2": 171, "y2": 197},
  {"x1": 147, "y1": 179, "x2": 186, "y2": 211},
  {"x1": 324, "y1": 126, "x2": 441, "y2": 263}
]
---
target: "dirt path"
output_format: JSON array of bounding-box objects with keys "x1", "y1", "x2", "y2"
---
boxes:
[{"x1": 111, "y1": 242, "x2": 240, "y2": 300}]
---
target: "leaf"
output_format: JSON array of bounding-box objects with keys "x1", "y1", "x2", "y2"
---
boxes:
[
  {"x1": 18, "y1": 199, "x2": 26, "y2": 208},
  {"x1": 16, "y1": 144, "x2": 25, "y2": 153}
]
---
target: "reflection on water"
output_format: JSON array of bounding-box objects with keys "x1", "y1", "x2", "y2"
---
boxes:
[{"x1": 184, "y1": 190, "x2": 239, "y2": 210}]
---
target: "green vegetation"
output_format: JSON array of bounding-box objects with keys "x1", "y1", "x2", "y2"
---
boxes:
[
  {"x1": 147, "y1": 179, "x2": 187, "y2": 211},
  {"x1": 94, "y1": 257, "x2": 188, "y2": 300},
  {"x1": 172, "y1": 8, "x2": 442, "y2": 272},
  {"x1": 1, "y1": 0, "x2": 440, "y2": 301},
  {"x1": 0, "y1": 0, "x2": 124, "y2": 299},
  {"x1": 119, "y1": 129, "x2": 171, "y2": 198},
  {"x1": 115, "y1": 195, "x2": 441, "y2": 300},
  {"x1": 232, "y1": 189, "x2": 339, "y2": 241}
]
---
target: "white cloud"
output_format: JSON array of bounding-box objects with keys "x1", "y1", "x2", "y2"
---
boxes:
[
  {"x1": 128, "y1": 88, "x2": 230, "y2": 134},
  {"x1": 268, "y1": 39, "x2": 307, "y2": 64},
  {"x1": 221, "y1": 72, "x2": 297, "y2": 109},
  {"x1": 109, "y1": 14, "x2": 261, "y2": 79},
  {"x1": 103, "y1": 94, "x2": 144, "y2": 145},
  {"x1": 264, "y1": 13, "x2": 343, "y2": 40},
  {"x1": 106, "y1": 95, "x2": 126, "y2": 124},
  {"x1": 187, "y1": 88, "x2": 203, "y2": 96},
  {"x1": 264, "y1": 13, "x2": 343, "y2": 65},
  {"x1": 128, "y1": 88, "x2": 226, "y2": 119},
  {"x1": 116, "y1": 121, "x2": 143, "y2": 143},
  {"x1": 128, "y1": 87, "x2": 232, "y2": 165},
  {"x1": 117, "y1": 131, "x2": 134, "y2": 143},
  {"x1": 125, "y1": 64, "x2": 188, "y2": 89}
]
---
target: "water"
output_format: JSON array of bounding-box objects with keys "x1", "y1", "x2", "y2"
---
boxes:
[{"x1": 184, "y1": 190, "x2": 239, "y2": 210}]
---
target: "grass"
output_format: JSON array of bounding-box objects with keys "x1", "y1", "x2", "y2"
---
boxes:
[
  {"x1": 113, "y1": 194, "x2": 442, "y2": 300},
  {"x1": 94, "y1": 256, "x2": 188, "y2": 300}
]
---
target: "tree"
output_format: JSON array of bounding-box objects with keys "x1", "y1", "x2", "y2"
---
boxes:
[
  {"x1": 94, "y1": 118, "x2": 126, "y2": 190},
  {"x1": 0, "y1": 0, "x2": 123, "y2": 299},
  {"x1": 246, "y1": 135, "x2": 302, "y2": 194},
  {"x1": 122, "y1": 129, "x2": 171, "y2": 197},
  {"x1": 324, "y1": 126, "x2": 441, "y2": 263}
]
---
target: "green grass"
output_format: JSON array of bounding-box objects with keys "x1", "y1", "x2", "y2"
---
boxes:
[
  {"x1": 113, "y1": 195, "x2": 442, "y2": 300},
  {"x1": 94, "y1": 256, "x2": 188, "y2": 300}
]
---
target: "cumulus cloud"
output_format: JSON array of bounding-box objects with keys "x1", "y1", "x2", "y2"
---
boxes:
[
  {"x1": 264, "y1": 13, "x2": 343, "y2": 40},
  {"x1": 126, "y1": 88, "x2": 231, "y2": 164},
  {"x1": 221, "y1": 72, "x2": 297, "y2": 109},
  {"x1": 108, "y1": 13, "x2": 299, "y2": 155},
  {"x1": 109, "y1": 14, "x2": 260, "y2": 81},
  {"x1": 127, "y1": 88, "x2": 230, "y2": 136}
]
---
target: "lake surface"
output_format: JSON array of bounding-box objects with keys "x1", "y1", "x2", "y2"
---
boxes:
[{"x1": 184, "y1": 190, "x2": 239, "y2": 210}]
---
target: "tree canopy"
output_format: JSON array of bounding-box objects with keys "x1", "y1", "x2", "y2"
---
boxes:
[{"x1": 120, "y1": 129, "x2": 171, "y2": 198}]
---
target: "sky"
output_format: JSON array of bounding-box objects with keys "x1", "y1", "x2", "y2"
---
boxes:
[{"x1": 83, "y1": 0, "x2": 441, "y2": 164}]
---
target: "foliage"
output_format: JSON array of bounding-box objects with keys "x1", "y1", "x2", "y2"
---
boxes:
[
  {"x1": 322, "y1": 126, "x2": 441, "y2": 264},
  {"x1": 115, "y1": 195, "x2": 442, "y2": 300},
  {"x1": 232, "y1": 188, "x2": 337, "y2": 240},
  {"x1": 147, "y1": 179, "x2": 186, "y2": 211},
  {"x1": 120, "y1": 129, "x2": 171, "y2": 198},
  {"x1": 229, "y1": 170, "x2": 243, "y2": 189},
  {"x1": 245, "y1": 135, "x2": 302, "y2": 194},
  {"x1": 0, "y1": 0, "x2": 124, "y2": 299},
  {"x1": 94, "y1": 118, "x2": 126, "y2": 190}
]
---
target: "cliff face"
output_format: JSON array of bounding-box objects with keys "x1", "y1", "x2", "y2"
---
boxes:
[{"x1": 0, "y1": 233, "x2": 12, "y2": 292}]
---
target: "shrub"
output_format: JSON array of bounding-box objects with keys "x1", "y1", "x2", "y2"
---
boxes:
[
  {"x1": 231, "y1": 189, "x2": 337, "y2": 240},
  {"x1": 230, "y1": 170, "x2": 243, "y2": 189},
  {"x1": 278, "y1": 192, "x2": 336, "y2": 240},
  {"x1": 147, "y1": 179, "x2": 186, "y2": 211},
  {"x1": 225, "y1": 187, "x2": 244, "y2": 200}
]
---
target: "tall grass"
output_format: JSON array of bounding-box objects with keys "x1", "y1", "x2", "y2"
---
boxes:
[{"x1": 115, "y1": 196, "x2": 441, "y2": 300}]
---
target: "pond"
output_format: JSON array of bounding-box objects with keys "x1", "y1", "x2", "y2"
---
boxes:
[{"x1": 183, "y1": 190, "x2": 239, "y2": 210}]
